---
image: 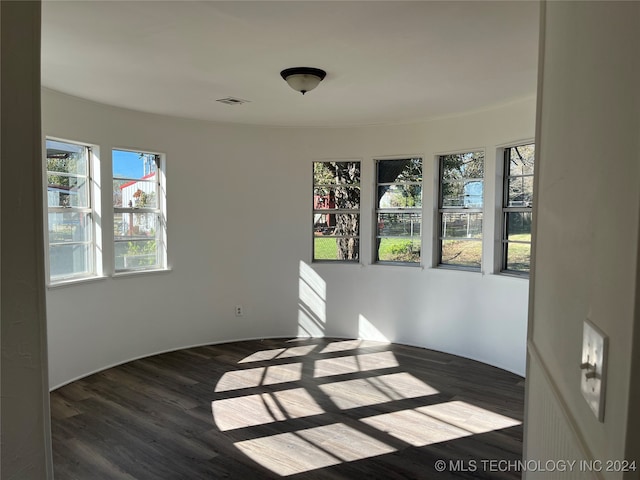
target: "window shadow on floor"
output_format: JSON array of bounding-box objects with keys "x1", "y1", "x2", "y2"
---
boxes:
[{"x1": 50, "y1": 337, "x2": 524, "y2": 480}]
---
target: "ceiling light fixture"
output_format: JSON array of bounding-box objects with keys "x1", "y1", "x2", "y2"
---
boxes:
[
  {"x1": 280, "y1": 67, "x2": 326, "y2": 95},
  {"x1": 216, "y1": 97, "x2": 250, "y2": 105}
]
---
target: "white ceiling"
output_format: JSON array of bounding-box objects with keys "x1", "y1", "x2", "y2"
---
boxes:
[{"x1": 41, "y1": 1, "x2": 539, "y2": 127}]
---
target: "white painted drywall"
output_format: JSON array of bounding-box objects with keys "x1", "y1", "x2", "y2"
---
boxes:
[
  {"x1": 526, "y1": 1, "x2": 640, "y2": 476},
  {"x1": 1, "y1": 1, "x2": 53, "y2": 478},
  {"x1": 43, "y1": 89, "x2": 535, "y2": 389}
]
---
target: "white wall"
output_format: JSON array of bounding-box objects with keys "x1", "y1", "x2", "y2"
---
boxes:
[
  {"x1": 1, "y1": 1, "x2": 54, "y2": 478},
  {"x1": 525, "y1": 2, "x2": 640, "y2": 478},
  {"x1": 43, "y1": 89, "x2": 535, "y2": 389}
]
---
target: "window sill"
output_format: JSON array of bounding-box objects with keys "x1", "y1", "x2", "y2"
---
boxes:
[
  {"x1": 312, "y1": 260, "x2": 362, "y2": 266},
  {"x1": 436, "y1": 264, "x2": 482, "y2": 274},
  {"x1": 498, "y1": 270, "x2": 530, "y2": 280},
  {"x1": 372, "y1": 261, "x2": 422, "y2": 268},
  {"x1": 47, "y1": 275, "x2": 108, "y2": 290},
  {"x1": 112, "y1": 267, "x2": 172, "y2": 279}
]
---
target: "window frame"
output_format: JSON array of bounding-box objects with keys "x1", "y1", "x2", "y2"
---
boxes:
[
  {"x1": 437, "y1": 150, "x2": 485, "y2": 271},
  {"x1": 501, "y1": 144, "x2": 534, "y2": 276},
  {"x1": 112, "y1": 148, "x2": 167, "y2": 274},
  {"x1": 312, "y1": 160, "x2": 361, "y2": 263},
  {"x1": 44, "y1": 137, "x2": 99, "y2": 284},
  {"x1": 374, "y1": 157, "x2": 423, "y2": 266}
]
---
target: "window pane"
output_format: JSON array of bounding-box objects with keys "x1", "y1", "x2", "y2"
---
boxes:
[
  {"x1": 441, "y1": 152, "x2": 484, "y2": 181},
  {"x1": 313, "y1": 162, "x2": 360, "y2": 185},
  {"x1": 113, "y1": 150, "x2": 159, "y2": 208},
  {"x1": 441, "y1": 180, "x2": 483, "y2": 208},
  {"x1": 378, "y1": 185, "x2": 422, "y2": 208},
  {"x1": 313, "y1": 186, "x2": 360, "y2": 209},
  {"x1": 113, "y1": 149, "x2": 164, "y2": 272},
  {"x1": 114, "y1": 213, "x2": 158, "y2": 240},
  {"x1": 313, "y1": 213, "x2": 333, "y2": 235},
  {"x1": 441, "y1": 240, "x2": 482, "y2": 268},
  {"x1": 441, "y1": 181, "x2": 464, "y2": 207},
  {"x1": 502, "y1": 144, "x2": 535, "y2": 275},
  {"x1": 114, "y1": 179, "x2": 157, "y2": 208},
  {"x1": 377, "y1": 238, "x2": 420, "y2": 263},
  {"x1": 49, "y1": 243, "x2": 91, "y2": 279},
  {"x1": 48, "y1": 212, "x2": 91, "y2": 243},
  {"x1": 507, "y1": 176, "x2": 533, "y2": 207},
  {"x1": 115, "y1": 240, "x2": 158, "y2": 270},
  {"x1": 313, "y1": 193, "x2": 332, "y2": 211},
  {"x1": 46, "y1": 139, "x2": 88, "y2": 176},
  {"x1": 314, "y1": 237, "x2": 338, "y2": 260},
  {"x1": 377, "y1": 158, "x2": 422, "y2": 183},
  {"x1": 314, "y1": 214, "x2": 359, "y2": 236},
  {"x1": 47, "y1": 174, "x2": 89, "y2": 208},
  {"x1": 508, "y1": 145, "x2": 535, "y2": 176},
  {"x1": 377, "y1": 213, "x2": 421, "y2": 236},
  {"x1": 313, "y1": 237, "x2": 359, "y2": 261},
  {"x1": 506, "y1": 212, "x2": 532, "y2": 241},
  {"x1": 506, "y1": 243, "x2": 531, "y2": 272},
  {"x1": 441, "y1": 212, "x2": 482, "y2": 238},
  {"x1": 312, "y1": 161, "x2": 360, "y2": 263},
  {"x1": 113, "y1": 150, "x2": 158, "y2": 180}
]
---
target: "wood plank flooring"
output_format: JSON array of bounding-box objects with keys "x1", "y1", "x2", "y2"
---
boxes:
[{"x1": 51, "y1": 338, "x2": 525, "y2": 479}]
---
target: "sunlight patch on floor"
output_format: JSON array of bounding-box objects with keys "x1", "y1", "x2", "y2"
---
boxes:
[
  {"x1": 360, "y1": 408, "x2": 471, "y2": 447},
  {"x1": 237, "y1": 348, "x2": 286, "y2": 364},
  {"x1": 318, "y1": 372, "x2": 439, "y2": 410},
  {"x1": 313, "y1": 351, "x2": 399, "y2": 378},
  {"x1": 214, "y1": 363, "x2": 303, "y2": 392},
  {"x1": 418, "y1": 400, "x2": 522, "y2": 434},
  {"x1": 212, "y1": 388, "x2": 325, "y2": 431},
  {"x1": 360, "y1": 401, "x2": 522, "y2": 447},
  {"x1": 319, "y1": 339, "x2": 387, "y2": 354},
  {"x1": 234, "y1": 423, "x2": 395, "y2": 476},
  {"x1": 238, "y1": 344, "x2": 318, "y2": 364},
  {"x1": 276, "y1": 344, "x2": 318, "y2": 359}
]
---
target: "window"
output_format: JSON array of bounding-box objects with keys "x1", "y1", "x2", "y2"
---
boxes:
[
  {"x1": 313, "y1": 161, "x2": 360, "y2": 262},
  {"x1": 375, "y1": 158, "x2": 423, "y2": 264},
  {"x1": 438, "y1": 151, "x2": 485, "y2": 269},
  {"x1": 45, "y1": 139, "x2": 96, "y2": 282},
  {"x1": 502, "y1": 144, "x2": 534, "y2": 274},
  {"x1": 113, "y1": 149, "x2": 166, "y2": 272}
]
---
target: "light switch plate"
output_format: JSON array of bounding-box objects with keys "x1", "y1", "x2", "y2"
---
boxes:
[{"x1": 580, "y1": 319, "x2": 608, "y2": 422}]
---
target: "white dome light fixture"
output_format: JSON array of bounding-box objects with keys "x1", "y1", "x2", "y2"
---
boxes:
[{"x1": 280, "y1": 67, "x2": 327, "y2": 95}]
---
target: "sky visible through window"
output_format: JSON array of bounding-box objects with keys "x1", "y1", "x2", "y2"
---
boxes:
[{"x1": 113, "y1": 150, "x2": 144, "y2": 179}]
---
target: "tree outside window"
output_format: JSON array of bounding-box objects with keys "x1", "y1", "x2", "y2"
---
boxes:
[{"x1": 313, "y1": 161, "x2": 360, "y2": 261}]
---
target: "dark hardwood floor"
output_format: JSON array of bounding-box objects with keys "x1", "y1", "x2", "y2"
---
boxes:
[{"x1": 51, "y1": 338, "x2": 525, "y2": 479}]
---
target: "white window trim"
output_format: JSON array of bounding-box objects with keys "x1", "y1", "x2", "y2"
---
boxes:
[
  {"x1": 112, "y1": 148, "x2": 168, "y2": 274},
  {"x1": 374, "y1": 156, "x2": 424, "y2": 266},
  {"x1": 312, "y1": 160, "x2": 361, "y2": 263},
  {"x1": 500, "y1": 143, "x2": 534, "y2": 276},
  {"x1": 44, "y1": 137, "x2": 103, "y2": 285},
  {"x1": 436, "y1": 149, "x2": 486, "y2": 271}
]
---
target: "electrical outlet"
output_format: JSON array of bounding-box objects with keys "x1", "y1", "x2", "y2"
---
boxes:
[{"x1": 235, "y1": 305, "x2": 243, "y2": 317}]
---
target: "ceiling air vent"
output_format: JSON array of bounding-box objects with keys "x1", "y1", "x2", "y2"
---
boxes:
[{"x1": 216, "y1": 97, "x2": 250, "y2": 105}]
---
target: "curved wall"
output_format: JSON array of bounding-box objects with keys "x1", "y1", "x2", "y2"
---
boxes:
[{"x1": 43, "y1": 89, "x2": 535, "y2": 388}]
